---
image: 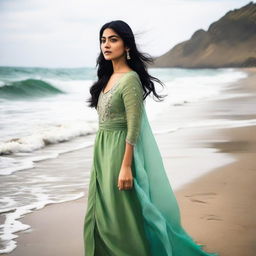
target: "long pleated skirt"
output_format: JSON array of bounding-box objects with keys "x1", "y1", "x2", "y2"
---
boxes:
[{"x1": 83, "y1": 124, "x2": 152, "y2": 256}]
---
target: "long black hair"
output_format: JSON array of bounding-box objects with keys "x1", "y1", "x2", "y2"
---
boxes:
[{"x1": 86, "y1": 20, "x2": 166, "y2": 109}]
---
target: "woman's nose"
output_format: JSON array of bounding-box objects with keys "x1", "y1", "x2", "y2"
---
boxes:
[{"x1": 105, "y1": 42, "x2": 110, "y2": 48}]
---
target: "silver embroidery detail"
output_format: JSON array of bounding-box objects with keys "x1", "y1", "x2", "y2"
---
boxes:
[{"x1": 96, "y1": 84, "x2": 120, "y2": 123}]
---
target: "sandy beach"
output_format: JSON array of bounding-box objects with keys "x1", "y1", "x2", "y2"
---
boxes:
[{"x1": 2, "y1": 68, "x2": 256, "y2": 256}]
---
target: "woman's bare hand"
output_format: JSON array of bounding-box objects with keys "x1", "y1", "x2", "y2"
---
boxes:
[{"x1": 117, "y1": 165, "x2": 133, "y2": 190}]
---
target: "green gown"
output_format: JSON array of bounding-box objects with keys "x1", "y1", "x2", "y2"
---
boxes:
[{"x1": 83, "y1": 70, "x2": 219, "y2": 256}]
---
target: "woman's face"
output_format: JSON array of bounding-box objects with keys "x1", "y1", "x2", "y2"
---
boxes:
[{"x1": 100, "y1": 28, "x2": 127, "y2": 61}]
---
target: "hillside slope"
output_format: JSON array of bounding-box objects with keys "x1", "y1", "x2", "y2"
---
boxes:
[{"x1": 152, "y1": 2, "x2": 256, "y2": 68}]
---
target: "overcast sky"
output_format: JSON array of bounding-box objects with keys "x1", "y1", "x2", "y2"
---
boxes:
[{"x1": 0, "y1": 0, "x2": 253, "y2": 68}]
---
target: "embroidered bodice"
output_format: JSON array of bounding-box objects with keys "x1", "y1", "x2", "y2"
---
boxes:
[{"x1": 96, "y1": 71, "x2": 144, "y2": 145}]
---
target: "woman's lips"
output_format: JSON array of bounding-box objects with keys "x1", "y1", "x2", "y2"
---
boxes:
[{"x1": 104, "y1": 51, "x2": 112, "y2": 54}]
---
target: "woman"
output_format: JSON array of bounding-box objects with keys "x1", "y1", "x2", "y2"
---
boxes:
[{"x1": 84, "y1": 20, "x2": 219, "y2": 256}]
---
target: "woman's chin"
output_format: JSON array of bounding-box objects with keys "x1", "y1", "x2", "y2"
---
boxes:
[{"x1": 104, "y1": 56, "x2": 113, "y2": 61}]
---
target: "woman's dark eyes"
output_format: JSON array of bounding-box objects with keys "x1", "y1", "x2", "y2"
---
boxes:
[{"x1": 101, "y1": 39, "x2": 117, "y2": 43}]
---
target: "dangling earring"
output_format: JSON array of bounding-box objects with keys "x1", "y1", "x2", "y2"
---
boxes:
[{"x1": 126, "y1": 50, "x2": 131, "y2": 60}]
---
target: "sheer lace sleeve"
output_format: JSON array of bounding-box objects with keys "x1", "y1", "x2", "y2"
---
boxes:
[{"x1": 121, "y1": 74, "x2": 144, "y2": 146}]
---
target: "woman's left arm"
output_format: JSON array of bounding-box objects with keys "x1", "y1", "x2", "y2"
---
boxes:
[{"x1": 118, "y1": 75, "x2": 144, "y2": 190}]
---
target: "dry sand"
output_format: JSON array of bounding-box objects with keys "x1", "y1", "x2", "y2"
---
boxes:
[{"x1": 2, "y1": 68, "x2": 256, "y2": 256}]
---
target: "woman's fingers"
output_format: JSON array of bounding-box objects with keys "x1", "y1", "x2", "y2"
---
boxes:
[
  {"x1": 118, "y1": 179, "x2": 121, "y2": 189},
  {"x1": 118, "y1": 179, "x2": 133, "y2": 190}
]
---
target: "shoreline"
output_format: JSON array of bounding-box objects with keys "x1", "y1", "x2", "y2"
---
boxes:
[
  {"x1": 2, "y1": 67, "x2": 256, "y2": 256},
  {"x1": 175, "y1": 124, "x2": 256, "y2": 255}
]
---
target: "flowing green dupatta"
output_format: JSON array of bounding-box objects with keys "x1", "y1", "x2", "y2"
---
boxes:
[{"x1": 132, "y1": 104, "x2": 219, "y2": 256}]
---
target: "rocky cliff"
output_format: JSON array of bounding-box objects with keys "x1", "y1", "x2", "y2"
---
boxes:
[{"x1": 152, "y1": 2, "x2": 256, "y2": 68}]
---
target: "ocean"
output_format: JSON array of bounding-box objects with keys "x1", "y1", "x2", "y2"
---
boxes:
[{"x1": 0, "y1": 66, "x2": 251, "y2": 254}]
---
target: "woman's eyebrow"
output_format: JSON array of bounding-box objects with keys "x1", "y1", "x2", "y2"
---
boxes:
[{"x1": 101, "y1": 35, "x2": 119, "y2": 39}]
